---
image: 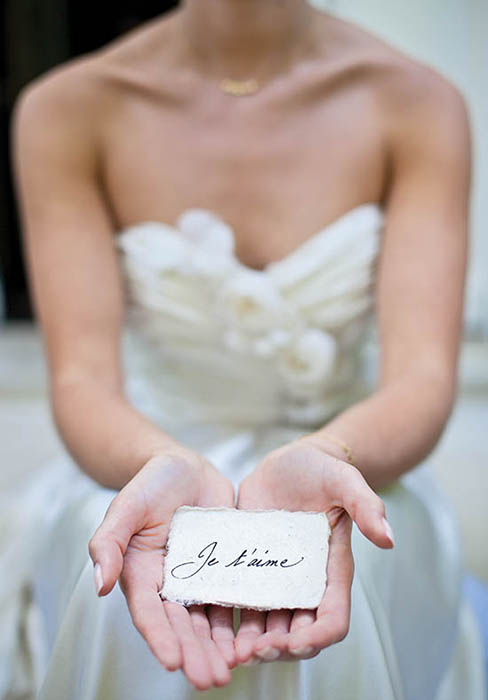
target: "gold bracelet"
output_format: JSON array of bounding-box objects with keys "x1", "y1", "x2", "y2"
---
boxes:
[{"x1": 299, "y1": 431, "x2": 356, "y2": 465}]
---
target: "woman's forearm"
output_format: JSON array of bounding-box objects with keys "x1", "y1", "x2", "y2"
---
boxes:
[
  {"x1": 309, "y1": 368, "x2": 457, "y2": 491},
  {"x1": 51, "y1": 376, "x2": 182, "y2": 490},
  {"x1": 51, "y1": 362, "x2": 457, "y2": 492}
]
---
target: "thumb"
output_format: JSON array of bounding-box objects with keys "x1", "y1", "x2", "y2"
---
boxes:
[
  {"x1": 336, "y1": 464, "x2": 395, "y2": 549},
  {"x1": 88, "y1": 490, "x2": 145, "y2": 596}
]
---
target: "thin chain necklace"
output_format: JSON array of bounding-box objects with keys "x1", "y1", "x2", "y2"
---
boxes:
[
  {"x1": 219, "y1": 77, "x2": 260, "y2": 97},
  {"x1": 182, "y1": 12, "x2": 317, "y2": 97},
  {"x1": 216, "y1": 35, "x2": 313, "y2": 97}
]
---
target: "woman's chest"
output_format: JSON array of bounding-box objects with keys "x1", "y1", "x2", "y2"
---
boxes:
[{"x1": 100, "y1": 77, "x2": 386, "y2": 270}]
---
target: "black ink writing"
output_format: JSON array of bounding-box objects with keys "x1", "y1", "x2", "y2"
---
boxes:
[
  {"x1": 170, "y1": 541, "x2": 305, "y2": 579},
  {"x1": 170, "y1": 541, "x2": 220, "y2": 579}
]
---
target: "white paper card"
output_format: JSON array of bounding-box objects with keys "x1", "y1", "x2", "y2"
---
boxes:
[{"x1": 160, "y1": 506, "x2": 331, "y2": 610}]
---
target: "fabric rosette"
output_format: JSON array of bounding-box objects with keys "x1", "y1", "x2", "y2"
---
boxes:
[
  {"x1": 276, "y1": 326, "x2": 338, "y2": 399},
  {"x1": 117, "y1": 208, "x2": 237, "y2": 282},
  {"x1": 215, "y1": 267, "x2": 300, "y2": 357},
  {"x1": 116, "y1": 222, "x2": 188, "y2": 274},
  {"x1": 175, "y1": 208, "x2": 237, "y2": 277},
  {"x1": 116, "y1": 208, "x2": 240, "y2": 329}
]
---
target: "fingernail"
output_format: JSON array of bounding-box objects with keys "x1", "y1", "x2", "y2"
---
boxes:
[
  {"x1": 256, "y1": 646, "x2": 280, "y2": 661},
  {"x1": 242, "y1": 657, "x2": 261, "y2": 666},
  {"x1": 289, "y1": 645, "x2": 314, "y2": 656},
  {"x1": 382, "y1": 517, "x2": 395, "y2": 546},
  {"x1": 94, "y1": 562, "x2": 104, "y2": 595}
]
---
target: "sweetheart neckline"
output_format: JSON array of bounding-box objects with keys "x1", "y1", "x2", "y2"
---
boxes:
[{"x1": 116, "y1": 200, "x2": 384, "y2": 273}]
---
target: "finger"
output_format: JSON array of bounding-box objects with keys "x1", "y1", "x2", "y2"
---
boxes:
[
  {"x1": 249, "y1": 609, "x2": 291, "y2": 662},
  {"x1": 336, "y1": 464, "x2": 395, "y2": 549},
  {"x1": 207, "y1": 605, "x2": 238, "y2": 669},
  {"x1": 120, "y1": 553, "x2": 182, "y2": 671},
  {"x1": 127, "y1": 589, "x2": 183, "y2": 671},
  {"x1": 235, "y1": 608, "x2": 266, "y2": 664},
  {"x1": 164, "y1": 601, "x2": 215, "y2": 691},
  {"x1": 88, "y1": 491, "x2": 145, "y2": 595},
  {"x1": 189, "y1": 606, "x2": 232, "y2": 686},
  {"x1": 287, "y1": 512, "x2": 354, "y2": 654},
  {"x1": 199, "y1": 473, "x2": 236, "y2": 509},
  {"x1": 285, "y1": 609, "x2": 319, "y2": 661},
  {"x1": 236, "y1": 473, "x2": 271, "y2": 511},
  {"x1": 265, "y1": 609, "x2": 292, "y2": 636},
  {"x1": 289, "y1": 608, "x2": 316, "y2": 635}
]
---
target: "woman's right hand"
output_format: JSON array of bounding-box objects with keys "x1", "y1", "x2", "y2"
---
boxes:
[{"x1": 88, "y1": 446, "x2": 237, "y2": 691}]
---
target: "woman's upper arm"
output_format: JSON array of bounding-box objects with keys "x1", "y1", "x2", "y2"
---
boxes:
[
  {"x1": 376, "y1": 64, "x2": 472, "y2": 398},
  {"x1": 10, "y1": 66, "x2": 125, "y2": 395}
]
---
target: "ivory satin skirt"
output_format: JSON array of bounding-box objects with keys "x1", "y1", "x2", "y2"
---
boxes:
[{"x1": 2, "y1": 420, "x2": 485, "y2": 700}]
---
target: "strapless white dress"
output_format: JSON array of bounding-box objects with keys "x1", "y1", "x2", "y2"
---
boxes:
[{"x1": 1, "y1": 203, "x2": 486, "y2": 700}]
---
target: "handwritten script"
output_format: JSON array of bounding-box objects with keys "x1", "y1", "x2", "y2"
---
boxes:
[
  {"x1": 170, "y1": 540, "x2": 305, "y2": 579},
  {"x1": 160, "y1": 506, "x2": 330, "y2": 609}
]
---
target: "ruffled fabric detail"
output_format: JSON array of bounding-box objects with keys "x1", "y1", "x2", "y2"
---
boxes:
[{"x1": 115, "y1": 204, "x2": 384, "y2": 427}]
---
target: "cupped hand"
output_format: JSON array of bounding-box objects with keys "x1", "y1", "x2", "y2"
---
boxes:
[
  {"x1": 88, "y1": 446, "x2": 237, "y2": 691},
  {"x1": 234, "y1": 436, "x2": 395, "y2": 666}
]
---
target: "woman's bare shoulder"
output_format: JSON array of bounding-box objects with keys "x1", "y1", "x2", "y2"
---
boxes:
[
  {"x1": 319, "y1": 10, "x2": 466, "y2": 105},
  {"x1": 317, "y1": 10, "x2": 470, "y2": 154},
  {"x1": 351, "y1": 24, "x2": 470, "y2": 153},
  {"x1": 336, "y1": 17, "x2": 464, "y2": 108},
  {"x1": 12, "y1": 55, "x2": 112, "y2": 140}
]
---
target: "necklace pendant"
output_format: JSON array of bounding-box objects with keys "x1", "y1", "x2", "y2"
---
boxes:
[{"x1": 219, "y1": 78, "x2": 260, "y2": 96}]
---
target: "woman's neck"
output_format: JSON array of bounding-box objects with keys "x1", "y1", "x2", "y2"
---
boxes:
[{"x1": 176, "y1": 0, "x2": 321, "y2": 81}]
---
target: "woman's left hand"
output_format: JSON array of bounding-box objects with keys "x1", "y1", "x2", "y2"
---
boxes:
[{"x1": 234, "y1": 436, "x2": 395, "y2": 665}]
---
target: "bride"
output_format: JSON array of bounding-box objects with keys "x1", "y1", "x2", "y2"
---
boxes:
[{"x1": 6, "y1": 0, "x2": 486, "y2": 698}]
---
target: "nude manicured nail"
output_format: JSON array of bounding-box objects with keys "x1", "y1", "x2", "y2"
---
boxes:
[
  {"x1": 94, "y1": 562, "x2": 104, "y2": 595},
  {"x1": 382, "y1": 517, "x2": 395, "y2": 545},
  {"x1": 289, "y1": 645, "x2": 314, "y2": 656},
  {"x1": 242, "y1": 657, "x2": 260, "y2": 666},
  {"x1": 256, "y1": 647, "x2": 280, "y2": 661}
]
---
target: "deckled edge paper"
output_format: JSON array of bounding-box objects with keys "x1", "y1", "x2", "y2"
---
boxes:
[{"x1": 159, "y1": 506, "x2": 331, "y2": 611}]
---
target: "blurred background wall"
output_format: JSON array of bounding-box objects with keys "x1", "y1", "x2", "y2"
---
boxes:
[{"x1": 1, "y1": 0, "x2": 487, "y2": 581}]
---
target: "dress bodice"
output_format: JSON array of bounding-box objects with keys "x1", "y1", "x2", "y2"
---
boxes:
[{"x1": 115, "y1": 203, "x2": 384, "y2": 431}]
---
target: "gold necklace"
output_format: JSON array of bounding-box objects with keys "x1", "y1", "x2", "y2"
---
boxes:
[{"x1": 219, "y1": 77, "x2": 260, "y2": 96}]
